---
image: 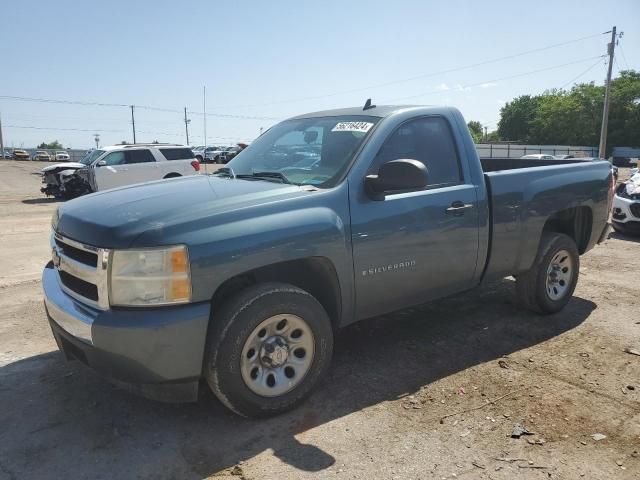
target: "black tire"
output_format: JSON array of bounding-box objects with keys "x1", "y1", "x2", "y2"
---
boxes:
[
  {"x1": 516, "y1": 232, "x2": 579, "y2": 314},
  {"x1": 163, "y1": 173, "x2": 182, "y2": 179},
  {"x1": 204, "y1": 282, "x2": 334, "y2": 418}
]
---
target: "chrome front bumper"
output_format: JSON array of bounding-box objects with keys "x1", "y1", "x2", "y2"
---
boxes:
[{"x1": 42, "y1": 263, "x2": 212, "y2": 401}]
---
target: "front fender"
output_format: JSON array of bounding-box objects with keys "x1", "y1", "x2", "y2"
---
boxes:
[
  {"x1": 132, "y1": 185, "x2": 354, "y2": 324},
  {"x1": 188, "y1": 206, "x2": 349, "y2": 299}
]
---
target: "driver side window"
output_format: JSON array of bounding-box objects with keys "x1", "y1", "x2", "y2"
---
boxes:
[
  {"x1": 102, "y1": 151, "x2": 126, "y2": 166},
  {"x1": 372, "y1": 116, "x2": 463, "y2": 188}
]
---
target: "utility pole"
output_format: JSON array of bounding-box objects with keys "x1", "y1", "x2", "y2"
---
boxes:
[
  {"x1": 184, "y1": 107, "x2": 190, "y2": 146},
  {"x1": 483, "y1": 126, "x2": 488, "y2": 142},
  {"x1": 0, "y1": 112, "x2": 5, "y2": 155},
  {"x1": 598, "y1": 26, "x2": 616, "y2": 159},
  {"x1": 94, "y1": 134, "x2": 100, "y2": 149},
  {"x1": 130, "y1": 105, "x2": 137, "y2": 144}
]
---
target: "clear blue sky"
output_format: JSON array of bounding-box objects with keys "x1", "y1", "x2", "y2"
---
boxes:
[{"x1": 1, "y1": 0, "x2": 638, "y2": 149}]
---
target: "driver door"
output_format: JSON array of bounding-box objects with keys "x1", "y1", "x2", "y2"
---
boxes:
[{"x1": 350, "y1": 116, "x2": 480, "y2": 320}]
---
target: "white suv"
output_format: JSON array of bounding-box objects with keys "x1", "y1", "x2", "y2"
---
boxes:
[{"x1": 41, "y1": 144, "x2": 200, "y2": 199}]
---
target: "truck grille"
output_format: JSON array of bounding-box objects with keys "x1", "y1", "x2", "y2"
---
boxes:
[
  {"x1": 52, "y1": 233, "x2": 110, "y2": 309},
  {"x1": 59, "y1": 271, "x2": 99, "y2": 301},
  {"x1": 55, "y1": 237, "x2": 97, "y2": 266},
  {"x1": 630, "y1": 203, "x2": 640, "y2": 219}
]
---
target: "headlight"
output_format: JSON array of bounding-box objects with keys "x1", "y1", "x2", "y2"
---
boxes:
[{"x1": 109, "y1": 245, "x2": 191, "y2": 306}]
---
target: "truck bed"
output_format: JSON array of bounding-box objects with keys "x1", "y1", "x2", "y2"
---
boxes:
[{"x1": 479, "y1": 159, "x2": 612, "y2": 282}]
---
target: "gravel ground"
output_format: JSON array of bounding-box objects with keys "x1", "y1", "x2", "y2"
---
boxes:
[{"x1": 0, "y1": 160, "x2": 638, "y2": 480}]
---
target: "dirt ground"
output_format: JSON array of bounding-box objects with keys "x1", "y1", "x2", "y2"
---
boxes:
[{"x1": 0, "y1": 160, "x2": 638, "y2": 480}]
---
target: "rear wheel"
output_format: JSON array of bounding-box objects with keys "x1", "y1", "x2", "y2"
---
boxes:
[
  {"x1": 204, "y1": 282, "x2": 333, "y2": 418},
  {"x1": 516, "y1": 232, "x2": 579, "y2": 314},
  {"x1": 163, "y1": 173, "x2": 182, "y2": 179}
]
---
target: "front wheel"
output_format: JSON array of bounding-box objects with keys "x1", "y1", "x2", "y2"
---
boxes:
[
  {"x1": 516, "y1": 232, "x2": 579, "y2": 314},
  {"x1": 204, "y1": 282, "x2": 334, "y2": 417}
]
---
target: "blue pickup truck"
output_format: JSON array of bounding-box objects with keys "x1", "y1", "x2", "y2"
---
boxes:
[{"x1": 43, "y1": 105, "x2": 613, "y2": 417}]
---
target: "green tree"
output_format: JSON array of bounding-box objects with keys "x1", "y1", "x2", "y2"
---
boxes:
[
  {"x1": 607, "y1": 70, "x2": 640, "y2": 150},
  {"x1": 485, "y1": 130, "x2": 501, "y2": 142},
  {"x1": 467, "y1": 120, "x2": 484, "y2": 143},
  {"x1": 37, "y1": 140, "x2": 63, "y2": 149},
  {"x1": 496, "y1": 70, "x2": 640, "y2": 153},
  {"x1": 497, "y1": 95, "x2": 540, "y2": 142}
]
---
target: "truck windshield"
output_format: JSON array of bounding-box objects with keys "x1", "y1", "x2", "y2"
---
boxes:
[{"x1": 224, "y1": 115, "x2": 380, "y2": 187}]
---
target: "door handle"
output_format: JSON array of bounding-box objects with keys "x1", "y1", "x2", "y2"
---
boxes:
[{"x1": 446, "y1": 201, "x2": 473, "y2": 215}]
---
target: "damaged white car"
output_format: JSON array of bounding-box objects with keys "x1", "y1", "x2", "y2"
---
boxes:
[
  {"x1": 40, "y1": 151, "x2": 97, "y2": 199},
  {"x1": 612, "y1": 170, "x2": 640, "y2": 236},
  {"x1": 40, "y1": 144, "x2": 200, "y2": 199}
]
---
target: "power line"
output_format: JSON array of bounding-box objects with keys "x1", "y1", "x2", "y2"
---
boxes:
[
  {"x1": 0, "y1": 95, "x2": 128, "y2": 108},
  {"x1": 0, "y1": 31, "x2": 609, "y2": 124},
  {"x1": 0, "y1": 95, "x2": 281, "y2": 121},
  {"x1": 3, "y1": 124, "x2": 252, "y2": 142},
  {"x1": 4, "y1": 124, "x2": 124, "y2": 133},
  {"x1": 618, "y1": 42, "x2": 630, "y2": 70},
  {"x1": 560, "y1": 57, "x2": 605, "y2": 89},
  {"x1": 386, "y1": 55, "x2": 606, "y2": 102},
  {"x1": 206, "y1": 31, "x2": 610, "y2": 109}
]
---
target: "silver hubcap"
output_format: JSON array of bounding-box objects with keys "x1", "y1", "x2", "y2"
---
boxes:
[
  {"x1": 546, "y1": 249, "x2": 573, "y2": 300},
  {"x1": 240, "y1": 314, "x2": 315, "y2": 397}
]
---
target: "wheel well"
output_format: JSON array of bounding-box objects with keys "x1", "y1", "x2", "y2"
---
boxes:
[
  {"x1": 164, "y1": 173, "x2": 182, "y2": 179},
  {"x1": 211, "y1": 257, "x2": 342, "y2": 328},
  {"x1": 542, "y1": 206, "x2": 592, "y2": 253}
]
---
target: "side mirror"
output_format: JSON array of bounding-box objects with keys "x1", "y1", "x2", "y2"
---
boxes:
[
  {"x1": 365, "y1": 159, "x2": 428, "y2": 197},
  {"x1": 96, "y1": 160, "x2": 107, "y2": 167}
]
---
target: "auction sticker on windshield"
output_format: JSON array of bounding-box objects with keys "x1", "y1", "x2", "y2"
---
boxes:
[{"x1": 331, "y1": 122, "x2": 374, "y2": 133}]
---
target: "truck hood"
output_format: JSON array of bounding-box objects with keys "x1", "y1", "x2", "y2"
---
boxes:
[
  {"x1": 42, "y1": 162, "x2": 85, "y2": 173},
  {"x1": 55, "y1": 175, "x2": 314, "y2": 248}
]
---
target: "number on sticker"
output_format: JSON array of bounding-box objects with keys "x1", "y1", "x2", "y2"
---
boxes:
[{"x1": 331, "y1": 122, "x2": 374, "y2": 133}]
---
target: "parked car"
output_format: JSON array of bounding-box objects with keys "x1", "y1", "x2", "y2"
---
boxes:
[
  {"x1": 554, "y1": 154, "x2": 575, "y2": 160},
  {"x1": 611, "y1": 147, "x2": 640, "y2": 167},
  {"x1": 43, "y1": 105, "x2": 612, "y2": 417},
  {"x1": 612, "y1": 171, "x2": 640, "y2": 236},
  {"x1": 191, "y1": 146, "x2": 206, "y2": 162},
  {"x1": 221, "y1": 145, "x2": 245, "y2": 163},
  {"x1": 12, "y1": 149, "x2": 30, "y2": 160},
  {"x1": 520, "y1": 154, "x2": 556, "y2": 160},
  {"x1": 2, "y1": 150, "x2": 11, "y2": 159},
  {"x1": 54, "y1": 150, "x2": 70, "y2": 162},
  {"x1": 203, "y1": 146, "x2": 227, "y2": 163},
  {"x1": 41, "y1": 144, "x2": 200, "y2": 199},
  {"x1": 32, "y1": 150, "x2": 52, "y2": 161}
]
